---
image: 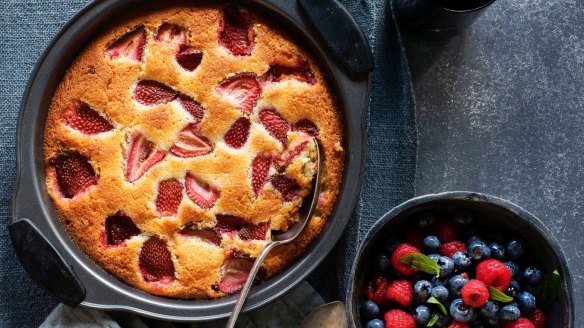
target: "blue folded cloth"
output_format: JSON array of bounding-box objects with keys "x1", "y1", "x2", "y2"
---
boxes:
[
  {"x1": 40, "y1": 282, "x2": 324, "y2": 328},
  {"x1": 0, "y1": 0, "x2": 416, "y2": 327}
]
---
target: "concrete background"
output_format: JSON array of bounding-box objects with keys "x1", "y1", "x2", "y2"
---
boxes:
[{"x1": 402, "y1": 0, "x2": 584, "y2": 325}]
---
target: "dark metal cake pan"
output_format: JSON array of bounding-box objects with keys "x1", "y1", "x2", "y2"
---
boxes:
[
  {"x1": 10, "y1": 0, "x2": 372, "y2": 322},
  {"x1": 347, "y1": 192, "x2": 574, "y2": 327}
]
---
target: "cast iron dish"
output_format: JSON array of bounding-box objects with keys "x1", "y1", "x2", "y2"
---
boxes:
[
  {"x1": 10, "y1": 0, "x2": 372, "y2": 322},
  {"x1": 346, "y1": 191, "x2": 574, "y2": 327}
]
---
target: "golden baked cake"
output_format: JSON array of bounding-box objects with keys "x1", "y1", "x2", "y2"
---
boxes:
[{"x1": 43, "y1": 2, "x2": 343, "y2": 298}]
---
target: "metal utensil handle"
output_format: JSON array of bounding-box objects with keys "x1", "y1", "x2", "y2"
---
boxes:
[{"x1": 226, "y1": 242, "x2": 279, "y2": 328}]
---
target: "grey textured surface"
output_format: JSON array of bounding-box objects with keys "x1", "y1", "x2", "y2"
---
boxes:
[{"x1": 403, "y1": 0, "x2": 584, "y2": 326}]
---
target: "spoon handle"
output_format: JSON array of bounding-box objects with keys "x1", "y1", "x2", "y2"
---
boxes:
[{"x1": 225, "y1": 242, "x2": 279, "y2": 328}]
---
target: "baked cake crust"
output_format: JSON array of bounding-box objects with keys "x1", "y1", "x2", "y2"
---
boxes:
[{"x1": 44, "y1": 2, "x2": 343, "y2": 298}]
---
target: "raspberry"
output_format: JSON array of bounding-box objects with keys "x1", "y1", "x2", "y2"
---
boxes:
[
  {"x1": 461, "y1": 279, "x2": 489, "y2": 308},
  {"x1": 384, "y1": 309, "x2": 416, "y2": 328},
  {"x1": 391, "y1": 243, "x2": 421, "y2": 276},
  {"x1": 366, "y1": 276, "x2": 389, "y2": 305},
  {"x1": 476, "y1": 259, "x2": 512, "y2": 292},
  {"x1": 448, "y1": 322, "x2": 470, "y2": 328},
  {"x1": 527, "y1": 308, "x2": 548, "y2": 328},
  {"x1": 434, "y1": 219, "x2": 459, "y2": 242},
  {"x1": 503, "y1": 318, "x2": 536, "y2": 328},
  {"x1": 385, "y1": 279, "x2": 413, "y2": 306},
  {"x1": 440, "y1": 240, "x2": 468, "y2": 258},
  {"x1": 403, "y1": 229, "x2": 424, "y2": 249}
]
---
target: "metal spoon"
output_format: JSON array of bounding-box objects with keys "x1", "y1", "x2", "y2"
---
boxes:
[{"x1": 226, "y1": 139, "x2": 323, "y2": 328}]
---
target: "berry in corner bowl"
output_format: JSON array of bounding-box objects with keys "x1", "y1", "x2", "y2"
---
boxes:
[{"x1": 347, "y1": 192, "x2": 574, "y2": 328}]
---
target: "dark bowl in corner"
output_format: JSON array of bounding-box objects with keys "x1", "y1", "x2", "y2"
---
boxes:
[{"x1": 346, "y1": 191, "x2": 574, "y2": 327}]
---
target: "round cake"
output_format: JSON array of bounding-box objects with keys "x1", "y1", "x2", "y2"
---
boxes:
[{"x1": 44, "y1": 2, "x2": 343, "y2": 299}]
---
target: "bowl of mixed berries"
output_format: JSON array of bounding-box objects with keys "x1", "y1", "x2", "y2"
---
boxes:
[{"x1": 347, "y1": 192, "x2": 573, "y2": 328}]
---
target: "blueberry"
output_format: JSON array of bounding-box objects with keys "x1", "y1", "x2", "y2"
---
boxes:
[
  {"x1": 423, "y1": 235, "x2": 441, "y2": 252},
  {"x1": 517, "y1": 291, "x2": 537, "y2": 311},
  {"x1": 466, "y1": 235, "x2": 482, "y2": 245},
  {"x1": 468, "y1": 240, "x2": 491, "y2": 261},
  {"x1": 452, "y1": 251, "x2": 472, "y2": 270},
  {"x1": 450, "y1": 298, "x2": 475, "y2": 322},
  {"x1": 500, "y1": 304, "x2": 521, "y2": 321},
  {"x1": 507, "y1": 240, "x2": 525, "y2": 260},
  {"x1": 479, "y1": 300, "x2": 499, "y2": 319},
  {"x1": 437, "y1": 256, "x2": 455, "y2": 277},
  {"x1": 414, "y1": 280, "x2": 433, "y2": 303},
  {"x1": 383, "y1": 236, "x2": 401, "y2": 254},
  {"x1": 489, "y1": 243, "x2": 506, "y2": 260},
  {"x1": 429, "y1": 253, "x2": 441, "y2": 263},
  {"x1": 417, "y1": 213, "x2": 436, "y2": 230},
  {"x1": 366, "y1": 319, "x2": 384, "y2": 328},
  {"x1": 374, "y1": 253, "x2": 391, "y2": 272},
  {"x1": 449, "y1": 274, "x2": 470, "y2": 297},
  {"x1": 432, "y1": 276, "x2": 448, "y2": 287},
  {"x1": 504, "y1": 261, "x2": 520, "y2": 278},
  {"x1": 522, "y1": 266, "x2": 543, "y2": 285},
  {"x1": 431, "y1": 285, "x2": 450, "y2": 303},
  {"x1": 507, "y1": 279, "x2": 521, "y2": 299},
  {"x1": 454, "y1": 211, "x2": 474, "y2": 227},
  {"x1": 360, "y1": 300, "x2": 379, "y2": 319},
  {"x1": 414, "y1": 305, "x2": 432, "y2": 325}
]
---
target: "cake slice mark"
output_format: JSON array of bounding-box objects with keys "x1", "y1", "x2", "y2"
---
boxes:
[
  {"x1": 125, "y1": 131, "x2": 167, "y2": 183},
  {"x1": 49, "y1": 150, "x2": 98, "y2": 199},
  {"x1": 155, "y1": 179, "x2": 183, "y2": 216},
  {"x1": 154, "y1": 22, "x2": 187, "y2": 46},
  {"x1": 185, "y1": 172, "x2": 220, "y2": 209},
  {"x1": 216, "y1": 72, "x2": 261, "y2": 114},
  {"x1": 258, "y1": 108, "x2": 290, "y2": 145},
  {"x1": 61, "y1": 100, "x2": 114, "y2": 135},
  {"x1": 104, "y1": 26, "x2": 146, "y2": 62},
  {"x1": 224, "y1": 116, "x2": 251, "y2": 149},
  {"x1": 215, "y1": 252, "x2": 266, "y2": 294},
  {"x1": 270, "y1": 173, "x2": 301, "y2": 202},
  {"x1": 138, "y1": 236, "x2": 175, "y2": 283},
  {"x1": 251, "y1": 153, "x2": 272, "y2": 197},
  {"x1": 176, "y1": 46, "x2": 203, "y2": 72},
  {"x1": 133, "y1": 80, "x2": 178, "y2": 106},
  {"x1": 266, "y1": 58, "x2": 317, "y2": 85},
  {"x1": 170, "y1": 123, "x2": 214, "y2": 158},
  {"x1": 179, "y1": 224, "x2": 221, "y2": 246},
  {"x1": 214, "y1": 214, "x2": 269, "y2": 241},
  {"x1": 218, "y1": 5, "x2": 255, "y2": 56},
  {"x1": 104, "y1": 212, "x2": 140, "y2": 246}
]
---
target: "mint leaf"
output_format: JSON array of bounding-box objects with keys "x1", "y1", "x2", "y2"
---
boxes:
[
  {"x1": 488, "y1": 287, "x2": 513, "y2": 302},
  {"x1": 534, "y1": 269, "x2": 561, "y2": 310},
  {"x1": 427, "y1": 313, "x2": 440, "y2": 327},
  {"x1": 427, "y1": 296, "x2": 447, "y2": 315},
  {"x1": 399, "y1": 253, "x2": 441, "y2": 277}
]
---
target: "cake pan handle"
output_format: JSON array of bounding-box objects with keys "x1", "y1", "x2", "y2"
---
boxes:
[
  {"x1": 298, "y1": 0, "x2": 374, "y2": 75},
  {"x1": 9, "y1": 219, "x2": 86, "y2": 307}
]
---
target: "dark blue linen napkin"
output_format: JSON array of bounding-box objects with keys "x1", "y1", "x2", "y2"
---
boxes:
[{"x1": 0, "y1": 0, "x2": 416, "y2": 327}]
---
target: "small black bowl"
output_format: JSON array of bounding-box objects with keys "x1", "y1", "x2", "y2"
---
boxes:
[
  {"x1": 393, "y1": 0, "x2": 497, "y2": 35},
  {"x1": 346, "y1": 191, "x2": 574, "y2": 327}
]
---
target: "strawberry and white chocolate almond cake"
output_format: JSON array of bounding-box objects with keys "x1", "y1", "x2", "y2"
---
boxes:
[{"x1": 44, "y1": 3, "x2": 343, "y2": 299}]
